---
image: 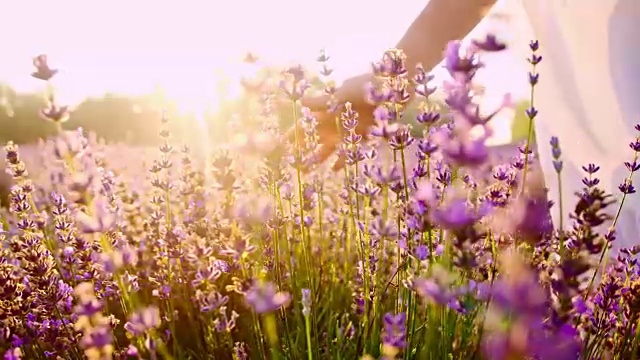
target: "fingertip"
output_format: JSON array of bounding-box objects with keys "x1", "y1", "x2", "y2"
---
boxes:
[
  {"x1": 331, "y1": 156, "x2": 346, "y2": 172},
  {"x1": 301, "y1": 94, "x2": 328, "y2": 111},
  {"x1": 286, "y1": 127, "x2": 307, "y2": 148},
  {"x1": 284, "y1": 127, "x2": 295, "y2": 143}
]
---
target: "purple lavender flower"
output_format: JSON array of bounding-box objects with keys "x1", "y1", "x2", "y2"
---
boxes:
[
  {"x1": 301, "y1": 288, "x2": 312, "y2": 317},
  {"x1": 508, "y1": 194, "x2": 553, "y2": 242},
  {"x1": 413, "y1": 63, "x2": 437, "y2": 98},
  {"x1": 39, "y1": 103, "x2": 70, "y2": 123},
  {"x1": 471, "y1": 34, "x2": 507, "y2": 52},
  {"x1": 370, "y1": 120, "x2": 400, "y2": 139},
  {"x1": 444, "y1": 41, "x2": 482, "y2": 76},
  {"x1": 414, "y1": 245, "x2": 429, "y2": 261},
  {"x1": 372, "y1": 49, "x2": 408, "y2": 78},
  {"x1": 213, "y1": 306, "x2": 240, "y2": 333},
  {"x1": 234, "y1": 342, "x2": 249, "y2": 360},
  {"x1": 3, "y1": 348, "x2": 22, "y2": 360},
  {"x1": 31, "y1": 54, "x2": 58, "y2": 81},
  {"x1": 125, "y1": 345, "x2": 139, "y2": 357},
  {"x1": 483, "y1": 251, "x2": 580, "y2": 360},
  {"x1": 381, "y1": 312, "x2": 407, "y2": 350},
  {"x1": 245, "y1": 281, "x2": 291, "y2": 313},
  {"x1": 73, "y1": 283, "x2": 114, "y2": 359},
  {"x1": 5, "y1": 36, "x2": 636, "y2": 360},
  {"x1": 431, "y1": 198, "x2": 491, "y2": 230},
  {"x1": 75, "y1": 196, "x2": 116, "y2": 233},
  {"x1": 549, "y1": 136, "x2": 563, "y2": 173},
  {"x1": 196, "y1": 290, "x2": 229, "y2": 312},
  {"x1": 412, "y1": 278, "x2": 453, "y2": 306},
  {"x1": 280, "y1": 65, "x2": 310, "y2": 101},
  {"x1": 416, "y1": 109, "x2": 440, "y2": 125},
  {"x1": 124, "y1": 306, "x2": 161, "y2": 337},
  {"x1": 364, "y1": 163, "x2": 402, "y2": 186},
  {"x1": 619, "y1": 179, "x2": 636, "y2": 194},
  {"x1": 365, "y1": 83, "x2": 393, "y2": 105},
  {"x1": 434, "y1": 129, "x2": 490, "y2": 167}
]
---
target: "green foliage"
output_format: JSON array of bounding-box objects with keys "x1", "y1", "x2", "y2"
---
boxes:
[
  {"x1": 0, "y1": 82, "x2": 530, "y2": 147},
  {"x1": 0, "y1": 85, "x2": 225, "y2": 146}
]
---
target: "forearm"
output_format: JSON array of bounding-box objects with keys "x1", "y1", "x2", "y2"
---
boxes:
[
  {"x1": 338, "y1": 0, "x2": 496, "y2": 105},
  {"x1": 396, "y1": 0, "x2": 498, "y2": 74}
]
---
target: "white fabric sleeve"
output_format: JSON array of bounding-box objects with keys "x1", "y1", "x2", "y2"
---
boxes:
[{"x1": 519, "y1": 0, "x2": 640, "y2": 253}]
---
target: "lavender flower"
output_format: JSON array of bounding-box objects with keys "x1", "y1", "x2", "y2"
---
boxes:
[
  {"x1": 3, "y1": 348, "x2": 22, "y2": 360},
  {"x1": 245, "y1": 281, "x2": 291, "y2": 313},
  {"x1": 124, "y1": 306, "x2": 161, "y2": 337},
  {"x1": 31, "y1": 54, "x2": 58, "y2": 81},
  {"x1": 2, "y1": 35, "x2": 637, "y2": 360},
  {"x1": 550, "y1": 136, "x2": 563, "y2": 173},
  {"x1": 39, "y1": 102, "x2": 70, "y2": 123},
  {"x1": 73, "y1": 282, "x2": 114, "y2": 360},
  {"x1": 75, "y1": 195, "x2": 116, "y2": 233},
  {"x1": 471, "y1": 34, "x2": 507, "y2": 52},
  {"x1": 301, "y1": 288, "x2": 312, "y2": 317},
  {"x1": 432, "y1": 198, "x2": 491, "y2": 230},
  {"x1": 381, "y1": 312, "x2": 407, "y2": 350}
]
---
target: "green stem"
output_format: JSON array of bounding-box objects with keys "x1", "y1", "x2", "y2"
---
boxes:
[
  {"x1": 586, "y1": 150, "x2": 638, "y2": 295},
  {"x1": 305, "y1": 315, "x2": 314, "y2": 360},
  {"x1": 291, "y1": 101, "x2": 313, "y2": 289},
  {"x1": 557, "y1": 172, "x2": 565, "y2": 258},
  {"x1": 263, "y1": 314, "x2": 282, "y2": 360},
  {"x1": 521, "y1": 64, "x2": 537, "y2": 195},
  {"x1": 630, "y1": 315, "x2": 640, "y2": 359}
]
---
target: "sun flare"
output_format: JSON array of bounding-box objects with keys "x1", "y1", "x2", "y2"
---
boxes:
[
  {"x1": 0, "y1": 0, "x2": 530, "y2": 146},
  {"x1": 1, "y1": 0, "x2": 426, "y2": 105}
]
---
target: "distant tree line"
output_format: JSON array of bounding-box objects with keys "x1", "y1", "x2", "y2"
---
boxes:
[
  {"x1": 0, "y1": 85, "x2": 210, "y2": 146},
  {"x1": 0, "y1": 80, "x2": 532, "y2": 147}
]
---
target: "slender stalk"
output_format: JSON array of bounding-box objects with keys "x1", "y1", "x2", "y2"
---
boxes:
[
  {"x1": 521, "y1": 59, "x2": 538, "y2": 195},
  {"x1": 291, "y1": 101, "x2": 313, "y2": 290},
  {"x1": 586, "y1": 149, "x2": 639, "y2": 294},
  {"x1": 263, "y1": 314, "x2": 282, "y2": 360},
  {"x1": 557, "y1": 171, "x2": 565, "y2": 258},
  {"x1": 304, "y1": 314, "x2": 314, "y2": 360},
  {"x1": 630, "y1": 315, "x2": 640, "y2": 359}
]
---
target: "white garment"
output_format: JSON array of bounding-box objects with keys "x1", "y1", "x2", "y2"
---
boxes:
[{"x1": 520, "y1": 0, "x2": 640, "y2": 253}]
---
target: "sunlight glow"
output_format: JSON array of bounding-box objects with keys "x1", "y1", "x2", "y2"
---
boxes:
[
  {"x1": 1, "y1": 0, "x2": 421, "y2": 106},
  {"x1": 0, "y1": 0, "x2": 532, "y2": 145}
]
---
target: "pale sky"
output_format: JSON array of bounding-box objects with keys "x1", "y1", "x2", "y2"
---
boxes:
[{"x1": 0, "y1": 0, "x2": 536, "y2": 144}]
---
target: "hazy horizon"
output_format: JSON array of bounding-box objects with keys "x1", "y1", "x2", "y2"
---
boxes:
[{"x1": 0, "y1": 0, "x2": 537, "y2": 145}]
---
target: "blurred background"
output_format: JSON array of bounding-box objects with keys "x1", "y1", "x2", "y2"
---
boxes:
[{"x1": 0, "y1": 0, "x2": 536, "y2": 147}]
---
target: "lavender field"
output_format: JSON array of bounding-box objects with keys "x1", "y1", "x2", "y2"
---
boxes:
[{"x1": 1, "y1": 36, "x2": 639, "y2": 360}]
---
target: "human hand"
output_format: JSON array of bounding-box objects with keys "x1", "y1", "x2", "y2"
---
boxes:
[{"x1": 286, "y1": 73, "x2": 377, "y2": 172}]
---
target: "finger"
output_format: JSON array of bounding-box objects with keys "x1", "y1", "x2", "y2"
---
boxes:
[
  {"x1": 285, "y1": 125, "x2": 306, "y2": 148},
  {"x1": 315, "y1": 141, "x2": 339, "y2": 165},
  {"x1": 331, "y1": 130, "x2": 372, "y2": 172},
  {"x1": 286, "y1": 109, "x2": 335, "y2": 146},
  {"x1": 331, "y1": 154, "x2": 347, "y2": 172},
  {"x1": 302, "y1": 142, "x2": 339, "y2": 173},
  {"x1": 301, "y1": 94, "x2": 330, "y2": 111}
]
